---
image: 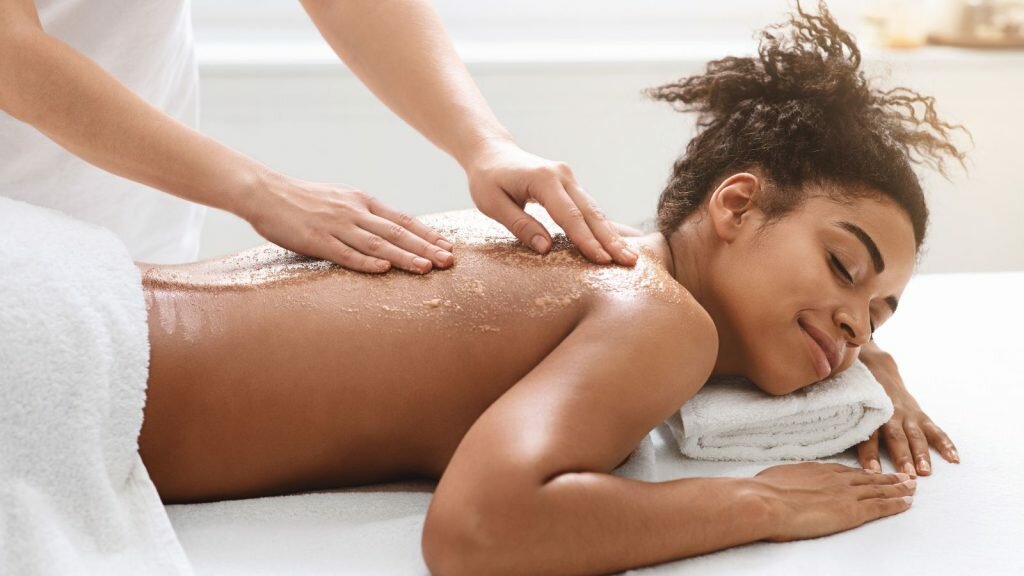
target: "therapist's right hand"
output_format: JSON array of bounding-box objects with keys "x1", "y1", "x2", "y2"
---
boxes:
[{"x1": 239, "y1": 169, "x2": 455, "y2": 274}]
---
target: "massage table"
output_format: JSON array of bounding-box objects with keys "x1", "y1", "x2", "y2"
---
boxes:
[{"x1": 162, "y1": 270, "x2": 1023, "y2": 575}]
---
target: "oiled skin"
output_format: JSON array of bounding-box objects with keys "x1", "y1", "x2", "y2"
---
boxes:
[{"x1": 137, "y1": 209, "x2": 685, "y2": 504}]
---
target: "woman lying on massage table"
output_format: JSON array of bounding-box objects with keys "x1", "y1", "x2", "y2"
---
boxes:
[{"x1": 136, "y1": 2, "x2": 964, "y2": 572}]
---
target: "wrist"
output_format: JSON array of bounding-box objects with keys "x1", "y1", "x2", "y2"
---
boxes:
[
  {"x1": 736, "y1": 478, "x2": 784, "y2": 542},
  {"x1": 222, "y1": 161, "x2": 282, "y2": 225},
  {"x1": 454, "y1": 130, "x2": 517, "y2": 173}
]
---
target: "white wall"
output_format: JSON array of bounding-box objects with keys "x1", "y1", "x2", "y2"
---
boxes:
[{"x1": 193, "y1": 2, "x2": 1024, "y2": 273}]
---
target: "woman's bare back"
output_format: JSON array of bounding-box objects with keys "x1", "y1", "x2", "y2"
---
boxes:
[{"x1": 137, "y1": 209, "x2": 683, "y2": 503}]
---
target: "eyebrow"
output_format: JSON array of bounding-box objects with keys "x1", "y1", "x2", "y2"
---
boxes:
[{"x1": 834, "y1": 220, "x2": 899, "y2": 315}]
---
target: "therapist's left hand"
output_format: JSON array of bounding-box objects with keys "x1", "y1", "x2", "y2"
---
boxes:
[
  {"x1": 461, "y1": 137, "x2": 638, "y2": 267},
  {"x1": 855, "y1": 346, "x2": 960, "y2": 477}
]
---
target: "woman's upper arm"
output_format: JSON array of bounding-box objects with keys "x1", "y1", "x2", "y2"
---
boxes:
[{"x1": 423, "y1": 296, "x2": 717, "y2": 540}]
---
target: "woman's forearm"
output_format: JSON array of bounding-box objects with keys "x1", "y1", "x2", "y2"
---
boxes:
[
  {"x1": 0, "y1": 25, "x2": 262, "y2": 215},
  {"x1": 448, "y1": 473, "x2": 775, "y2": 575}
]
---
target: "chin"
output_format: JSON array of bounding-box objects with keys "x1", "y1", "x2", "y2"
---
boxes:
[{"x1": 750, "y1": 365, "x2": 814, "y2": 397}]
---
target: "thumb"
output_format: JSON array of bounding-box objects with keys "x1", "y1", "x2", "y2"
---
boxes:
[{"x1": 484, "y1": 194, "x2": 552, "y2": 254}]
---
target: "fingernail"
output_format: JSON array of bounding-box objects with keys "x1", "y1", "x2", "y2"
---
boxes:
[
  {"x1": 622, "y1": 248, "x2": 638, "y2": 262},
  {"x1": 902, "y1": 496, "x2": 914, "y2": 505},
  {"x1": 531, "y1": 234, "x2": 549, "y2": 253},
  {"x1": 951, "y1": 449, "x2": 960, "y2": 462},
  {"x1": 895, "y1": 472, "x2": 910, "y2": 481},
  {"x1": 413, "y1": 256, "x2": 431, "y2": 271},
  {"x1": 598, "y1": 249, "x2": 613, "y2": 263},
  {"x1": 437, "y1": 239, "x2": 454, "y2": 251},
  {"x1": 903, "y1": 463, "x2": 917, "y2": 477},
  {"x1": 919, "y1": 460, "x2": 930, "y2": 473},
  {"x1": 869, "y1": 459, "x2": 881, "y2": 473},
  {"x1": 436, "y1": 250, "x2": 453, "y2": 265}
]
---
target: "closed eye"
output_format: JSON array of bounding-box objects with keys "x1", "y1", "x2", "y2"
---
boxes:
[
  {"x1": 828, "y1": 252, "x2": 853, "y2": 284},
  {"x1": 828, "y1": 251, "x2": 876, "y2": 338}
]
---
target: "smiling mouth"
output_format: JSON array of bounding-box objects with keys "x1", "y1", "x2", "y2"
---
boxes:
[{"x1": 798, "y1": 319, "x2": 833, "y2": 380}]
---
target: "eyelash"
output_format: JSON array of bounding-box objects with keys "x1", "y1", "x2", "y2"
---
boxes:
[{"x1": 828, "y1": 251, "x2": 876, "y2": 339}]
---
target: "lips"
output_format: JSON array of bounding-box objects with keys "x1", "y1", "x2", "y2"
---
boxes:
[{"x1": 798, "y1": 318, "x2": 841, "y2": 380}]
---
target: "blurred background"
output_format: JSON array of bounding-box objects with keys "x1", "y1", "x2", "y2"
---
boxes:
[{"x1": 191, "y1": 0, "x2": 1024, "y2": 273}]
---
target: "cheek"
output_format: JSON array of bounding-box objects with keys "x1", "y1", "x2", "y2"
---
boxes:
[{"x1": 728, "y1": 244, "x2": 828, "y2": 388}]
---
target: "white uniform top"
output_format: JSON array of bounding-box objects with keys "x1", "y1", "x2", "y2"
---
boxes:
[{"x1": 0, "y1": 0, "x2": 207, "y2": 264}]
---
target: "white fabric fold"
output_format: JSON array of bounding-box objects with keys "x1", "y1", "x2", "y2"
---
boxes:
[
  {"x1": 665, "y1": 359, "x2": 894, "y2": 461},
  {"x1": 0, "y1": 197, "x2": 194, "y2": 575}
]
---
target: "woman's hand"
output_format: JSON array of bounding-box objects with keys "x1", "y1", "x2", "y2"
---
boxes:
[
  {"x1": 461, "y1": 137, "x2": 638, "y2": 267},
  {"x1": 856, "y1": 344, "x2": 960, "y2": 477},
  {"x1": 238, "y1": 169, "x2": 455, "y2": 274},
  {"x1": 753, "y1": 462, "x2": 916, "y2": 543}
]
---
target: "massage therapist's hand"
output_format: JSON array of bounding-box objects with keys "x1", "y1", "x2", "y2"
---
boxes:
[
  {"x1": 461, "y1": 137, "x2": 639, "y2": 266},
  {"x1": 239, "y1": 169, "x2": 455, "y2": 274},
  {"x1": 753, "y1": 462, "x2": 916, "y2": 542},
  {"x1": 856, "y1": 343, "x2": 960, "y2": 477}
]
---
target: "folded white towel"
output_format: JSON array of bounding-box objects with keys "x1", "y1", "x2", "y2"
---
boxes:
[
  {"x1": 0, "y1": 197, "x2": 194, "y2": 575},
  {"x1": 665, "y1": 359, "x2": 894, "y2": 461}
]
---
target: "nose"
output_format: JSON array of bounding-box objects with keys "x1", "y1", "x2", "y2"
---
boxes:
[{"x1": 835, "y1": 307, "x2": 871, "y2": 348}]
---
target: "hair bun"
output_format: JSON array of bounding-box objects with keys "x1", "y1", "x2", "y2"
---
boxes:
[{"x1": 644, "y1": 0, "x2": 869, "y2": 126}]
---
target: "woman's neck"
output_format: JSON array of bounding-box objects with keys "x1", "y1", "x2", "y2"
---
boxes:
[{"x1": 643, "y1": 223, "x2": 747, "y2": 378}]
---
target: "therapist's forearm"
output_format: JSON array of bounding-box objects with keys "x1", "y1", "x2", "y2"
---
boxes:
[
  {"x1": 299, "y1": 0, "x2": 514, "y2": 169},
  {"x1": 0, "y1": 28, "x2": 263, "y2": 214}
]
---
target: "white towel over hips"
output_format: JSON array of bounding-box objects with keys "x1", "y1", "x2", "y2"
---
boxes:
[{"x1": 0, "y1": 196, "x2": 194, "y2": 575}]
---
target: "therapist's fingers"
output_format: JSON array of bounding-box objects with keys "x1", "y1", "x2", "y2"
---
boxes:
[
  {"x1": 921, "y1": 419, "x2": 960, "y2": 463},
  {"x1": 333, "y1": 227, "x2": 437, "y2": 275},
  {"x1": 320, "y1": 235, "x2": 392, "y2": 274},
  {"x1": 857, "y1": 429, "x2": 882, "y2": 473},
  {"x1": 881, "y1": 421, "x2": 917, "y2": 478},
  {"x1": 480, "y1": 192, "x2": 554, "y2": 254},
  {"x1": 563, "y1": 182, "x2": 638, "y2": 266},
  {"x1": 532, "y1": 176, "x2": 612, "y2": 264},
  {"x1": 366, "y1": 197, "x2": 455, "y2": 252},
  {"x1": 358, "y1": 212, "x2": 454, "y2": 270}
]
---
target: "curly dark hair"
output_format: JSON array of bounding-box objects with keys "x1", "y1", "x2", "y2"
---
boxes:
[{"x1": 644, "y1": 0, "x2": 970, "y2": 252}]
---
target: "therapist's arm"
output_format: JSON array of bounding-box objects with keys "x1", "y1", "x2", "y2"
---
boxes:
[
  {"x1": 0, "y1": 0, "x2": 454, "y2": 274},
  {"x1": 298, "y1": 0, "x2": 638, "y2": 267}
]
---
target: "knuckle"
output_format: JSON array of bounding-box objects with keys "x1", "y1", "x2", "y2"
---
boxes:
[
  {"x1": 395, "y1": 212, "x2": 416, "y2": 229},
  {"x1": 387, "y1": 223, "x2": 408, "y2": 242},
  {"x1": 565, "y1": 206, "x2": 586, "y2": 222},
  {"x1": 905, "y1": 426, "x2": 924, "y2": 439},
  {"x1": 509, "y1": 216, "x2": 534, "y2": 238},
  {"x1": 365, "y1": 234, "x2": 385, "y2": 253},
  {"x1": 333, "y1": 244, "x2": 357, "y2": 264},
  {"x1": 883, "y1": 427, "x2": 904, "y2": 442}
]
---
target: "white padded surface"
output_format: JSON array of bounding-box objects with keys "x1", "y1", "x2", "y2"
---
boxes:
[{"x1": 166, "y1": 271, "x2": 1024, "y2": 575}]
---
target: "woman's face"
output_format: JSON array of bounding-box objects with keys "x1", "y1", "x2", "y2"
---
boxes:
[{"x1": 704, "y1": 178, "x2": 917, "y2": 395}]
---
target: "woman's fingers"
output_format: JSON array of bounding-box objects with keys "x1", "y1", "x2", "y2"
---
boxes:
[
  {"x1": 921, "y1": 419, "x2": 960, "y2": 463},
  {"x1": 881, "y1": 420, "x2": 917, "y2": 478},
  {"x1": 855, "y1": 474, "x2": 916, "y2": 500},
  {"x1": 358, "y1": 212, "x2": 454, "y2": 271},
  {"x1": 903, "y1": 421, "x2": 933, "y2": 475},
  {"x1": 857, "y1": 429, "x2": 882, "y2": 473}
]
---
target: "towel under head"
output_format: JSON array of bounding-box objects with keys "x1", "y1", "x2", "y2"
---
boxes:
[{"x1": 665, "y1": 359, "x2": 894, "y2": 461}]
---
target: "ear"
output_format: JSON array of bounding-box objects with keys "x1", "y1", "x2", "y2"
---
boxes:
[{"x1": 707, "y1": 173, "x2": 762, "y2": 243}]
